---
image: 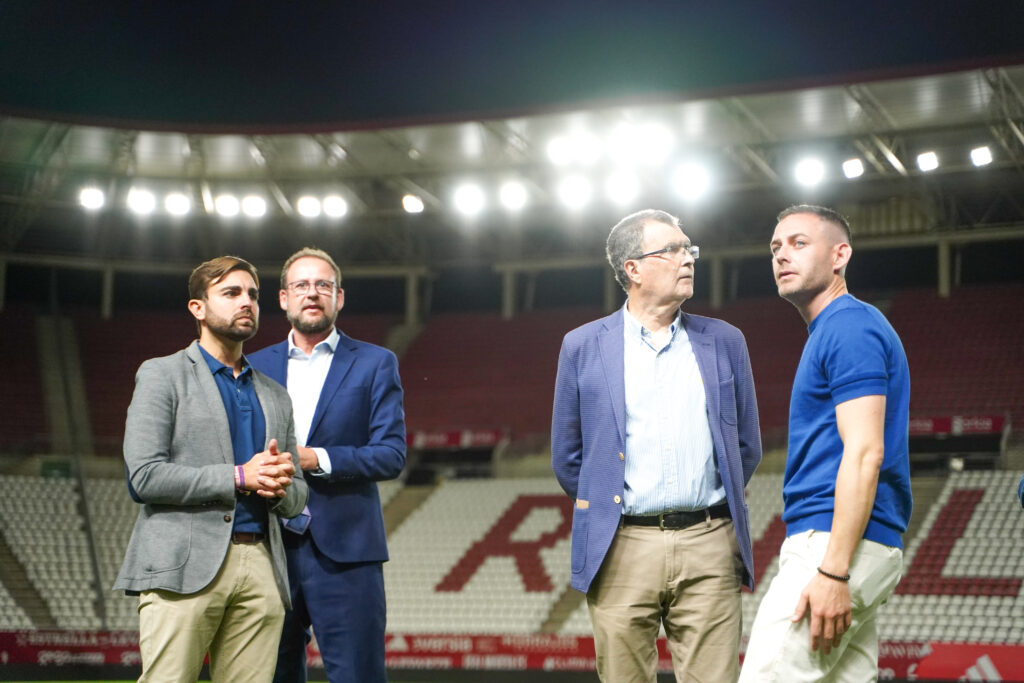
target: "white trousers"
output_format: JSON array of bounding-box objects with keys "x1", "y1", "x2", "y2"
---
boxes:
[{"x1": 740, "y1": 530, "x2": 902, "y2": 683}]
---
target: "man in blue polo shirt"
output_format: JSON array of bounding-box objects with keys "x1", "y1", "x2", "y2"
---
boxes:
[{"x1": 740, "y1": 205, "x2": 912, "y2": 682}]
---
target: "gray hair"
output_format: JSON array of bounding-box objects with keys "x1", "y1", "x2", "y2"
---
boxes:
[
  {"x1": 606, "y1": 209, "x2": 681, "y2": 292},
  {"x1": 280, "y1": 247, "x2": 342, "y2": 290}
]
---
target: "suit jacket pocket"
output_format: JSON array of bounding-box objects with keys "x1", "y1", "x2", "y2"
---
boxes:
[
  {"x1": 139, "y1": 509, "x2": 193, "y2": 574},
  {"x1": 718, "y1": 376, "x2": 738, "y2": 425},
  {"x1": 570, "y1": 506, "x2": 589, "y2": 574}
]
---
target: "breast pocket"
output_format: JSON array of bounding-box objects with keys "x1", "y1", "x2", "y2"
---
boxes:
[{"x1": 719, "y1": 376, "x2": 738, "y2": 425}]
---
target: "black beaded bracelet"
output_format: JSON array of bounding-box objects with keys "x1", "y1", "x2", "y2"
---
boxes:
[{"x1": 817, "y1": 567, "x2": 851, "y2": 582}]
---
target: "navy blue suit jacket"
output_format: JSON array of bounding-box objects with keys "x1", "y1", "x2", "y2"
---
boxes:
[
  {"x1": 552, "y1": 309, "x2": 762, "y2": 593},
  {"x1": 249, "y1": 330, "x2": 406, "y2": 563}
]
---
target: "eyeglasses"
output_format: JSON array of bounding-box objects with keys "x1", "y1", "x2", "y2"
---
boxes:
[
  {"x1": 286, "y1": 279, "x2": 337, "y2": 295},
  {"x1": 632, "y1": 242, "x2": 700, "y2": 261}
]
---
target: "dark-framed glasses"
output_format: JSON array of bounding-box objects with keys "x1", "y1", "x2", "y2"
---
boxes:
[
  {"x1": 286, "y1": 279, "x2": 337, "y2": 295},
  {"x1": 633, "y1": 242, "x2": 699, "y2": 261}
]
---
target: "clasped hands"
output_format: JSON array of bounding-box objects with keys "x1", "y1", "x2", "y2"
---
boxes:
[{"x1": 239, "y1": 439, "x2": 296, "y2": 498}]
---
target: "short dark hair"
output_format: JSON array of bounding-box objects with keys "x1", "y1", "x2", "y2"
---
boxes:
[
  {"x1": 188, "y1": 256, "x2": 259, "y2": 301},
  {"x1": 777, "y1": 204, "x2": 852, "y2": 243},
  {"x1": 280, "y1": 247, "x2": 342, "y2": 291},
  {"x1": 606, "y1": 209, "x2": 682, "y2": 292}
]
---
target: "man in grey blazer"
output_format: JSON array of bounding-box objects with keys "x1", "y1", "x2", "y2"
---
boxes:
[{"x1": 115, "y1": 256, "x2": 309, "y2": 683}]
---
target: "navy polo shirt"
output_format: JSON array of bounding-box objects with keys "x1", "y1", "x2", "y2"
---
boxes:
[{"x1": 198, "y1": 344, "x2": 268, "y2": 534}]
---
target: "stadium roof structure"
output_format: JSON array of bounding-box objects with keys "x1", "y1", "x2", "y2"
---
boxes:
[{"x1": 1, "y1": 3, "x2": 1024, "y2": 275}]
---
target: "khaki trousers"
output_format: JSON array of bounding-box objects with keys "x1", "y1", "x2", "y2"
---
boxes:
[
  {"x1": 137, "y1": 541, "x2": 285, "y2": 683},
  {"x1": 587, "y1": 518, "x2": 744, "y2": 683},
  {"x1": 739, "y1": 530, "x2": 903, "y2": 683}
]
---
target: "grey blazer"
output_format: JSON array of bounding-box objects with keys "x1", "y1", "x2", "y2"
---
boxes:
[{"x1": 113, "y1": 341, "x2": 308, "y2": 608}]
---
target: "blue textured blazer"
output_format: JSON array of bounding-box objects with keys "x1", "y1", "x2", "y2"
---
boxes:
[
  {"x1": 552, "y1": 309, "x2": 762, "y2": 593},
  {"x1": 249, "y1": 330, "x2": 406, "y2": 563}
]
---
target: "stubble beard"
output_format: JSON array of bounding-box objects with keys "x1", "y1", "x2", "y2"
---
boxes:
[
  {"x1": 207, "y1": 314, "x2": 258, "y2": 342},
  {"x1": 288, "y1": 310, "x2": 335, "y2": 335}
]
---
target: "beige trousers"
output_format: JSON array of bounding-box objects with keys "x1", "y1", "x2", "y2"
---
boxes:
[
  {"x1": 739, "y1": 530, "x2": 903, "y2": 683},
  {"x1": 137, "y1": 541, "x2": 285, "y2": 683},
  {"x1": 587, "y1": 518, "x2": 744, "y2": 683}
]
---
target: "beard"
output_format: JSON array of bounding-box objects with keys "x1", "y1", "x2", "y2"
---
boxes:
[
  {"x1": 287, "y1": 307, "x2": 335, "y2": 335},
  {"x1": 206, "y1": 312, "x2": 258, "y2": 342}
]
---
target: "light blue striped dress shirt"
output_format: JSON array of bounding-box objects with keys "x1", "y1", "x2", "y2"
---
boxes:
[{"x1": 621, "y1": 305, "x2": 724, "y2": 515}]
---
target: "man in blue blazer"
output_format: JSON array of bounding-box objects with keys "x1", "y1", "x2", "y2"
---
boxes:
[
  {"x1": 249, "y1": 248, "x2": 406, "y2": 683},
  {"x1": 552, "y1": 210, "x2": 762, "y2": 682}
]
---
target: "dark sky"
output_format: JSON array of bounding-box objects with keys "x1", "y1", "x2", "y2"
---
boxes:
[{"x1": 2, "y1": 1, "x2": 1023, "y2": 131}]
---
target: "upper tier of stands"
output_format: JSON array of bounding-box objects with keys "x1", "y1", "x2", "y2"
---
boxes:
[
  {"x1": 73, "y1": 309, "x2": 395, "y2": 454},
  {"x1": 0, "y1": 306, "x2": 50, "y2": 453}
]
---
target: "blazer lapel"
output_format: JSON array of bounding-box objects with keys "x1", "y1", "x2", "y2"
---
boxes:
[
  {"x1": 684, "y1": 315, "x2": 720, "y2": 421},
  {"x1": 307, "y1": 331, "x2": 356, "y2": 439},
  {"x1": 185, "y1": 341, "x2": 235, "y2": 465},
  {"x1": 597, "y1": 311, "x2": 627, "y2": 444}
]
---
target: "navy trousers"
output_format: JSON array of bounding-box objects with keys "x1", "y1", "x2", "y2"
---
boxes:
[{"x1": 272, "y1": 531, "x2": 387, "y2": 683}]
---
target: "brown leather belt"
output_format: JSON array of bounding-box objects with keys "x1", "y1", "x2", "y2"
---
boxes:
[
  {"x1": 231, "y1": 532, "x2": 266, "y2": 544},
  {"x1": 622, "y1": 502, "x2": 731, "y2": 530}
]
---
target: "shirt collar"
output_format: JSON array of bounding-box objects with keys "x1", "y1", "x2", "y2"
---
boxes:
[
  {"x1": 287, "y1": 326, "x2": 340, "y2": 359},
  {"x1": 197, "y1": 342, "x2": 251, "y2": 378},
  {"x1": 622, "y1": 301, "x2": 681, "y2": 341}
]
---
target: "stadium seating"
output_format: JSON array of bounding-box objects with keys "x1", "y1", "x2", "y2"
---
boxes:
[{"x1": 0, "y1": 306, "x2": 50, "y2": 453}]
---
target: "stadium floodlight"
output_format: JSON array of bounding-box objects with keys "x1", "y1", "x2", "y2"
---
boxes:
[
  {"x1": 971, "y1": 146, "x2": 992, "y2": 167},
  {"x1": 453, "y1": 183, "x2": 485, "y2": 216},
  {"x1": 215, "y1": 194, "x2": 240, "y2": 217},
  {"x1": 499, "y1": 180, "x2": 528, "y2": 211},
  {"x1": 916, "y1": 151, "x2": 939, "y2": 172},
  {"x1": 794, "y1": 157, "x2": 826, "y2": 187},
  {"x1": 607, "y1": 122, "x2": 673, "y2": 165},
  {"x1": 557, "y1": 175, "x2": 592, "y2": 210},
  {"x1": 79, "y1": 187, "x2": 105, "y2": 210},
  {"x1": 671, "y1": 162, "x2": 711, "y2": 202},
  {"x1": 402, "y1": 194, "x2": 425, "y2": 214},
  {"x1": 126, "y1": 188, "x2": 156, "y2": 215},
  {"x1": 842, "y1": 158, "x2": 865, "y2": 179},
  {"x1": 296, "y1": 196, "x2": 321, "y2": 218},
  {"x1": 605, "y1": 169, "x2": 640, "y2": 206},
  {"x1": 546, "y1": 136, "x2": 572, "y2": 165},
  {"x1": 165, "y1": 192, "x2": 191, "y2": 216},
  {"x1": 241, "y1": 195, "x2": 267, "y2": 218},
  {"x1": 322, "y1": 195, "x2": 348, "y2": 218},
  {"x1": 548, "y1": 132, "x2": 601, "y2": 166}
]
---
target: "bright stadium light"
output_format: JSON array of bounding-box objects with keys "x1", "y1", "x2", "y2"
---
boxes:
[
  {"x1": 842, "y1": 158, "x2": 865, "y2": 179},
  {"x1": 322, "y1": 195, "x2": 348, "y2": 218},
  {"x1": 215, "y1": 194, "x2": 240, "y2": 217},
  {"x1": 547, "y1": 132, "x2": 600, "y2": 166},
  {"x1": 296, "y1": 196, "x2": 321, "y2": 218},
  {"x1": 557, "y1": 175, "x2": 592, "y2": 210},
  {"x1": 605, "y1": 169, "x2": 640, "y2": 206},
  {"x1": 126, "y1": 188, "x2": 156, "y2": 215},
  {"x1": 971, "y1": 145, "x2": 992, "y2": 167},
  {"x1": 917, "y1": 151, "x2": 939, "y2": 172},
  {"x1": 241, "y1": 195, "x2": 267, "y2": 218},
  {"x1": 499, "y1": 180, "x2": 528, "y2": 211},
  {"x1": 402, "y1": 194, "x2": 425, "y2": 214},
  {"x1": 671, "y1": 162, "x2": 711, "y2": 202},
  {"x1": 794, "y1": 157, "x2": 825, "y2": 187},
  {"x1": 79, "y1": 187, "x2": 105, "y2": 210},
  {"x1": 453, "y1": 183, "x2": 485, "y2": 216},
  {"x1": 164, "y1": 192, "x2": 191, "y2": 216},
  {"x1": 546, "y1": 136, "x2": 572, "y2": 165}
]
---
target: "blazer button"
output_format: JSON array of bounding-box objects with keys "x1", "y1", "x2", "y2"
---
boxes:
[
  {"x1": 619, "y1": 452, "x2": 624, "y2": 460},
  {"x1": 613, "y1": 495, "x2": 621, "y2": 504},
  {"x1": 223, "y1": 514, "x2": 232, "y2": 523}
]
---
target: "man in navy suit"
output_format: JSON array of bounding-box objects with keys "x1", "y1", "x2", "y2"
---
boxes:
[
  {"x1": 249, "y1": 247, "x2": 406, "y2": 683},
  {"x1": 552, "y1": 209, "x2": 761, "y2": 682}
]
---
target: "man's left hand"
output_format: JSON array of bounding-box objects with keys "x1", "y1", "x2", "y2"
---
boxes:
[
  {"x1": 297, "y1": 445, "x2": 320, "y2": 471},
  {"x1": 792, "y1": 573, "x2": 852, "y2": 655}
]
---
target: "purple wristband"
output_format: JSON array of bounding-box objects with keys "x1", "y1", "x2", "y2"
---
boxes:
[{"x1": 236, "y1": 465, "x2": 245, "y2": 491}]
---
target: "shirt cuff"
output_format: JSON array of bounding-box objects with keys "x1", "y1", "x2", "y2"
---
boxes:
[{"x1": 313, "y1": 447, "x2": 331, "y2": 476}]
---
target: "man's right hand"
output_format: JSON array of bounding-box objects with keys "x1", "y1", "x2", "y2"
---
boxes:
[{"x1": 240, "y1": 439, "x2": 296, "y2": 498}]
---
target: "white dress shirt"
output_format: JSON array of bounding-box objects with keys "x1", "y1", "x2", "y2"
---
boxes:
[{"x1": 286, "y1": 327, "x2": 340, "y2": 475}]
